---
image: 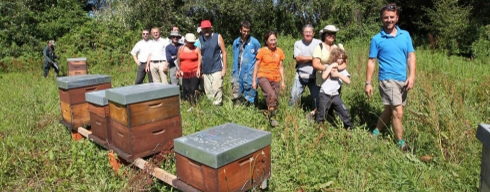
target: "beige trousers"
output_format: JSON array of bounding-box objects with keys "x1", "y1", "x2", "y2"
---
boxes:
[
  {"x1": 203, "y1": 71, "x2": 223, "y2": 105},
  {"x1": 150, "y1": 61, "x2": 168, "y2": 84}
]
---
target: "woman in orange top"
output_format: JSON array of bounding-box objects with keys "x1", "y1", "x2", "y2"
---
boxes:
[
  {"x1": 252, "y1": 30, "x2": 285, "y2": 127},
  {"x1": 178, "y1": 33, "x2": 202, "y2": 110}
]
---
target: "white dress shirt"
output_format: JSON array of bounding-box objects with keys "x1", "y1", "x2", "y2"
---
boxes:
[
  {"x1": 130, "y1": 39, "x2": 152, "y2": 62},
  {"x1": 149, "y1": 37, "x2": 170, "y2": 61}
]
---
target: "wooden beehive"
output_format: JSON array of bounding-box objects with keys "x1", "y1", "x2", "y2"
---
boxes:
[
  {"x1": 57, "y1": 74, "x2": 111, "y2": 131},
  {"x1": 106, "y1": 84, "x2": 182, "y2": 162},
  {"x1": 174, "y1": 123, "x2": 272, "y2": 192},
  {"x1": 68, "y1": 58, "x2": 87, "y2": 76},
  {"x1": 86, "y1": 90, "x2": 111, "y2": 148},
  {"x1": 477, "y1": 124, "x2": 490, "y2": 192}
]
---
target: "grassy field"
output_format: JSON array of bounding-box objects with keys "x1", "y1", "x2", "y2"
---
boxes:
[{"x1": 1, "y1": 37, "x2": 489, "y2": 191}]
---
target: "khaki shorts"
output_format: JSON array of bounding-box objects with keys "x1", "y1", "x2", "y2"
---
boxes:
[{"x1": 379, "y1": 80, "x2": 407, "y2": 106}]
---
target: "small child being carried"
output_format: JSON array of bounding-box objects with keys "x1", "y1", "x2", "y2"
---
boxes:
[{"x1": 316, "y1": 48, "x2": 353, "y2": 129}]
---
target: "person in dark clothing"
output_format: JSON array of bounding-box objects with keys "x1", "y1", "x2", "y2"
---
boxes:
[{"x1": 43, "y1": 40, "x2": 59, "y2": 78}]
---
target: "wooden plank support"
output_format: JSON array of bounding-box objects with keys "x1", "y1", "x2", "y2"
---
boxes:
[{"x1": 76, "y1": 127, "x2": 178, "y2": 188}]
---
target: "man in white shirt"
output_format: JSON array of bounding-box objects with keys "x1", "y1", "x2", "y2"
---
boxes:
[
  {"x1": 145, "y1": 27, "x2": 170, "y2": 83},
  {"x1": 131, "y1": 29, "x2": 153, "y2": 84}
]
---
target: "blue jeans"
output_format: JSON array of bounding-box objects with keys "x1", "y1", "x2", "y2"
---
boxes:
[{"x1": 289, "y1": 73, "x2": 319, "y2": 109}]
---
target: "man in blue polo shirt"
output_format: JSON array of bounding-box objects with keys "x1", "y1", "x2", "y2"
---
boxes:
[{"x1": 365, "y1": 3, "x2": 416, "y2": 151}]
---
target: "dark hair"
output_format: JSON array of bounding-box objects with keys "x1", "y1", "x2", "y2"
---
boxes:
[
  {"x1": 380, "y1": 3, "x2": 399, "y2": 18},
  {"x1": 263, "y1": 30, "x2": 277, "y2": 44},
  {"x1": 321, "y1": 31, "x2": 336, "y2": 42},
  {"x1": 240, "y1": 21, "x2": 251, "y2": 30}
]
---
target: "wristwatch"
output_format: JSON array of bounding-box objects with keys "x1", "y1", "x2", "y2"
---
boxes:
[{"x1": 365, "y1": 82, "x2": 371, "y2": 86}]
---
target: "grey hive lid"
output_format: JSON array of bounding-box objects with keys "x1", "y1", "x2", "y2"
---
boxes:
[
  {"x1": 106, "y1": 83, "x2": 179, "y2": 105},
  {"x1": 56, "y1": 74, "x2": 111, "y2": 89},
  {"x1": 174, "y1": 123, "x2": 272, "y2": 169},
  {"x1": 85, "y1": 90, "x2": 108, "y2": 106},
  {"x1": 477, "y1": 124, "x2": 490, "y2": 148},
  {"x1": 67, "y1": 58, "x2": 87, "y2": 61}
]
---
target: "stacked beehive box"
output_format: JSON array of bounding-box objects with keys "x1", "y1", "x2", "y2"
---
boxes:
[
  {"x1": 477, "y1": 124, "x2": 490, "y2": 192},
  {"x1": 106, "y1": 83, "x2": 182, "y2": 161},
  {"x1": 86, "y1": 90, "x2": 111, "y2": 148},
  {"x1": 57, "y1": 74, "x2": 111, "y2": 131},
  {"x1": 174, "y1": 123, "x2": 271, "y2": 192},
  {"x1": 68, "y1": 58, "x2": 87, "y2": 76}
]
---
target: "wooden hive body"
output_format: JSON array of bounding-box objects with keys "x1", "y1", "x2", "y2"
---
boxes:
[
  {"x1": 57, "y1": 75, "x2": 111, "y2": 130},
  {"x1": 174, "y1": 123, "x2": 272, "y2": 192},
  {"x1": 68, "y1": 58, "x2": 87, "y2": 76},
  {"x1": 106, "y1": 84, "x2": 182, "y2": 161}
]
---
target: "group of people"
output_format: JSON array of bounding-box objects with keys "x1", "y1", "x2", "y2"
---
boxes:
[{"x1": 128, "y1": 3, "x2": 416, "y2": 150}]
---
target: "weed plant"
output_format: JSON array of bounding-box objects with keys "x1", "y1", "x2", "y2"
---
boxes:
[{"x1": 0, "y1": 36, "x2": 488, "y2": 191}]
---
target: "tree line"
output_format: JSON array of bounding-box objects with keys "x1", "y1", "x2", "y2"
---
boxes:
[{"x1": 1, "y1": 0, "x2": 489, "y2": 72}]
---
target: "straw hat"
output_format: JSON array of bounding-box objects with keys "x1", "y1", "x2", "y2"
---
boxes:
[
  {"x1": 185, "y1": 33, "x2": 196, "y2": 43},
  {"x1": 319, "y1": 25, "x2": 339, "y2": 35}
]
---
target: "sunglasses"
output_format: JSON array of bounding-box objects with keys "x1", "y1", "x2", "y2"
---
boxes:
[
  {"x1": 382, "y1": 5, "x2": 397, "y2": 11},
  {"x1": 171, "y1": 36, "x2": 180, "y2": 39},
  {"x1": 326, "y1": 32, "x2": 336, "y2": 36},
  {"x1": 142, "y1": 33, "x2": 149, "y2": 35}
]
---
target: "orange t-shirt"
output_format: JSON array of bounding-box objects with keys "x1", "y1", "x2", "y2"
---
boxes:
[{"x1": 256, "y1": 47, "x2": 285, "y2": 82}]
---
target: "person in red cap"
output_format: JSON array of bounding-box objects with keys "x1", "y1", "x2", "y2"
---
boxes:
[{"x1": 197, "y1": 20, "x2": 227, "y2": 106}]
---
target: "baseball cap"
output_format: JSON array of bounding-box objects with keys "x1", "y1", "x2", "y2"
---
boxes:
[{"x1": 200, "y1": 20, "x2": 212, "y2": 29}]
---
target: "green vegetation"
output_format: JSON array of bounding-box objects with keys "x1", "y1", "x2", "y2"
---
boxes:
[{"x1": 1, "y1": 37, "x2": 489, "y2": 190}]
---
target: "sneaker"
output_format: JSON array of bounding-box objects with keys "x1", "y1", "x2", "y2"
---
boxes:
[
  {"x1": 401, "y1": 144, "x2": 411, "y2": 153},
  {"x1": 270, "y1": 119, "x2": 279, "y2": 127},
  {"x1": 186, "y1": 107, "x2": 193, "y2": 112},
  {"x1": 371, "y1": 129, "x2": 380, "y2": 137}
]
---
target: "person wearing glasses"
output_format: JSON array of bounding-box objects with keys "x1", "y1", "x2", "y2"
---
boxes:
[
  {"x1": 365, "y1": 3, "x2": 416, "y2": 152},
  {"x1": 289, "y1": 24, "x2": 322, "y2": 114},
  {"x1": 311, "y1": 25, "x2": 347, "y2": 123},
  {"x1": 131, "y1": 29, "x2": 153, "y2": 84},
  {"x1": 166, "y1": 31, "x2": 183, "y2": 85},
  {"x1": 146, "y1": 27, "x2": 170, "y2": 83}
]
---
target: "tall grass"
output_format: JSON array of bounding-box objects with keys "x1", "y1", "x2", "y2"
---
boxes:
[{"x1": 0, "y1": 36, "x2": 488, "y2": 191}]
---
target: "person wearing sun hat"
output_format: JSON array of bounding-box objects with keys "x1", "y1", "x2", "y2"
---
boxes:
[
  {"x1": 166, "y1": 31, "x2": 183, "y2": 85},
  {"x1": 308, "y1": 24, "x2": 347, "y2": 123},
  {"x1": 197, "y1": 20, "x2": 227, "y2": 106},
  {"x1": 177, "y1": 33, "x2": 202, "y2": 111}
]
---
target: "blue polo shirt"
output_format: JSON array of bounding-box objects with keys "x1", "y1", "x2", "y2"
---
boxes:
[{"x1": 369, "y1": 26, "x2": 414, "y2": 81}]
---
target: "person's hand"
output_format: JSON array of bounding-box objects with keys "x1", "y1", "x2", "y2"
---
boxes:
[
  {"x1": 365, "y1": 84, "x2": 373, "y2": 99},
  {"x1": 280, "y1": 81, "x2": 286, "y2": 90},
  {"x1": 252, "y1": 81, "x2": 257, "y2": 90},
  {"x1": 405, "y1": 76, "x2": 415, "y2": 91},
  {"x1": 163, "y1": 62, "x2": 168, "y2": 72},
  {"x1": 329, "y1": 62, "x2": 339, "y2": 69},
  {"x1": 145, "y1": 65, "x2": 149, "y2": 73},
  {"x1": 221, "y1": 68, "x2": 226, "y2": 78},
  {"x1": 330, "y1": 68, "x2": 339, "y2": 78},
  {"x1": 196, "y1": 70, "x2": 200, "y2": 78}
]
